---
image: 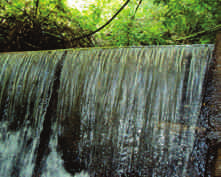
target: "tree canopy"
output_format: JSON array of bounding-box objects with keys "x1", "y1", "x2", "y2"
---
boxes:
[{"x1": 0, "y1": 0, "x2": 220, "y2": 52}]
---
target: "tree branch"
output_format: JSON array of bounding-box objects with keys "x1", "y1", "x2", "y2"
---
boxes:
[
  {"x1": 126, "y1": 0, "x2": 142, "y2": 45},
  {"x1": 132, "y1": 0, "x2": 143, "y2": 20},
  {"x1": 35, "y1": 0, "x2": 39, "y2": 17},
  {"x1": 176, "y1": 24, "x2": 221, "y2": 41},
  {"x1": 72, "y1": 0, "x2": 130, "y2": 41}
]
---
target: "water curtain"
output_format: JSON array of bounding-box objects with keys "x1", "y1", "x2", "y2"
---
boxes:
[{"x1": 0, "y1": 45, "x2": 214, "y2": 177}]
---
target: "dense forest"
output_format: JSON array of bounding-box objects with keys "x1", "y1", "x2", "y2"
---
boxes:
[{"x1": 0, "y1": 0, "x2": 220, "y2": 52}]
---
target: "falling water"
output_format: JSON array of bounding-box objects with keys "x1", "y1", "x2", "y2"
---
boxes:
[
  {"x1": 0, "y1": 51, "x2": 66, "y2": 176},
  {"x1": 0, "y1": 45, "x2": 214, "y2": 177}
]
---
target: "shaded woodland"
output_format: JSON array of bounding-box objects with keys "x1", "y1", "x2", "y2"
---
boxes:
[{"x1": 0, "y1": 0, "x2": 221, "y2": 52}]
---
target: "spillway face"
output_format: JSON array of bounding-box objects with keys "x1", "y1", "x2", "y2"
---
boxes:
[
  {"x1": 0, "y1": 45, "x2": 214, "y2": 177},
  {"x1": 0, "y1": 51, "x2": 68, "y2": 177}
]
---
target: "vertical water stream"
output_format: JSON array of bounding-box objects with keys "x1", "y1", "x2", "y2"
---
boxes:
[
  {"x1": 0, "y1": 51, "x2": 66, "y2": 176},
  {"x1": 0, "y1": 45, "x2": 214, "y2": 177}
]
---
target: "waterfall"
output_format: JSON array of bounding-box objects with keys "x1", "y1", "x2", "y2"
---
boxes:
[
  {"x1": 0, "y1": 45, "x2": 214, "y2": 177},
  {"x1": 0, "y1": 51, "x2": 65, "y2": 176}
]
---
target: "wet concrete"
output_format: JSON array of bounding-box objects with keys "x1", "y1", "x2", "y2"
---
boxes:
[
  {"x1": 57, "y1": 111, "x2": 84, "y2": 175},
  {"x1": 202, "y1": 31, "x2": 221, "y2": 176},
  {"x1": 213, "y1": 32, "x2": 221, "y2": 177},
  {"x1": 33, "y1": 51, "x2": 67, "y2": 177},
  {"x1": 0, "y1": 46, "x2": 215, "y2": 177}
]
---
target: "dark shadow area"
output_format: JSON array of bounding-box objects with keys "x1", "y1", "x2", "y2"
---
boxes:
[
  {"x1": 201, "y1": 34, "x2": 221, "y2": 176},
  {"x1": 33, "y1": 51, "x2": 67, "y2": 177},
  {"x1": 57, "y1": 111, "x2": 84, "y2": 175}
]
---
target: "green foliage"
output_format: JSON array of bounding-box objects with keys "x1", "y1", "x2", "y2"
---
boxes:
[
  {"x1": 152, "y1": 0, "x2": 220, "y2": 44},
  {"x1": 0, "y1": 0, "x2": 94, "y2": 52},
  {"x1": 93, "y1": 0, "x2": 220, "y2": 46},
  {"x1": 0, "y1": 0, "x2": 220, "y2": 52}
]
